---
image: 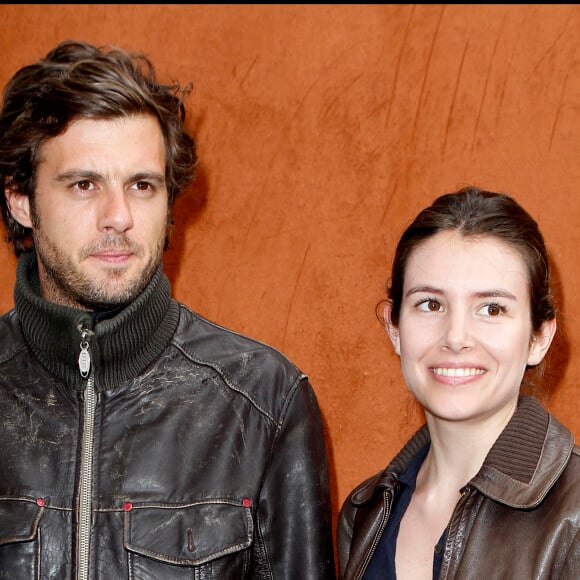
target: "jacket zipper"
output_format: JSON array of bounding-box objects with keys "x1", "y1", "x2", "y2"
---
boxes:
[
  {"x1": 77, "y1": 326, "x2": 96, "y2": 580},
  {"x1": 354, "y1": 489, "x2": 391, "y2": 580}
]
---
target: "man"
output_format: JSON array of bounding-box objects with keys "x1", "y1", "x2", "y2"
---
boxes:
[{"x1": 0, "y1": 40, "x2": 335, "y2": 579}]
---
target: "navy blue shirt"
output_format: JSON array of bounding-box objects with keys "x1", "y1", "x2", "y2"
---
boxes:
[{"x1": 363, "y1": 444, "x2": 446, "y2": 579}]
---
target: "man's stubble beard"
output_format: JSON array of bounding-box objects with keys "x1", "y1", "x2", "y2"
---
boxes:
[
  {"x1": 34, "y1": 231, "x2": 165, "y2": 311},
  {"x1": 28, "y1": 196, "x2": 171, "y2": 311}
]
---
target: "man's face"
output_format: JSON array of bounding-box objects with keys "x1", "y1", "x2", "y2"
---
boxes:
[{"x1": 8, "y1": 114, "x2": 169, "y2": 310}]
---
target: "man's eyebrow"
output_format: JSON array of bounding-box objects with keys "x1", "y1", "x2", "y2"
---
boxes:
[
  {"x1": 53, "y1": 170, "x2": 166, "y2": 186},
  {"x1": 54, "y1": 170, "x2": 102, "y2": 183}
]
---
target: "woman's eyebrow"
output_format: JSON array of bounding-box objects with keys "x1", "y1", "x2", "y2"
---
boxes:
[
  {"x1": 405, "y1": 286, "x2": 517, "y2": 301},
  {"x1": 405, "y1": 285, "x2": 442, "y2": 298},
  {"x1": 473, "y1": 289, "x2": 517, "y2": 301}
]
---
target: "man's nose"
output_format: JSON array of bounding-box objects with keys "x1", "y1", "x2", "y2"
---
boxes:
[{"x1": 96, "y1": 188, "x2": 134, "y2": 234}]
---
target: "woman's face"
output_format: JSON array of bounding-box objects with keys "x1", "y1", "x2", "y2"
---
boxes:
[{"x1": 386, "y1": 230, "x2": 555, "y2": 426}]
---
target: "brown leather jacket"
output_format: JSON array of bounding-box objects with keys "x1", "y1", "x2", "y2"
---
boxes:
[{"x1": 337, "y1": 396, "x2": 580, "y2": 579}]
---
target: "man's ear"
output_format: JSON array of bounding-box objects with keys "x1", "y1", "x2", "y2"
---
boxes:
[
  {"x1": 528, "y1": 318, "x2": 557, "y2": 366},
  {"x1": 5, "y1": 181, "x2": 33, "y2": 228},
  {"x1": 382, "y1": 300, "x2": 401, "y2": 356}
]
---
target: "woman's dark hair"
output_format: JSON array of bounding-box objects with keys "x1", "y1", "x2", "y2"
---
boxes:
[
  {"x1": 387, "y1": 186, "x2": 556, "y2": 333},
  {"x1": 0, "y1": 40, "x2": 197, "y2": 255}
]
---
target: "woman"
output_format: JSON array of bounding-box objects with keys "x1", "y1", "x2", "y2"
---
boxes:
[{"x1": 337, "y1": 186, "x2": 579, "y2": 579}]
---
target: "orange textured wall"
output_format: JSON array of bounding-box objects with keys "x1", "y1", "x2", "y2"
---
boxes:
[{"x1": 1, "y1": 3, "x2": 579, "y2": 537}]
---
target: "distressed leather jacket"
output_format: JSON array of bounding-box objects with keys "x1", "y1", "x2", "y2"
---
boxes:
[
  {"x1": 337, "y1": 395, "x2": 580, "y2": 579},
  {"x1": 0, "y1": 251, "x2": 336, "y2": 579}
]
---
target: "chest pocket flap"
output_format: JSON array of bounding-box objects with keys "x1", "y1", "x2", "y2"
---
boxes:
[
  {"x1": 124, "y1": 501, "x2": 253, "y2": 566},
  {"x1": 0, "y1": 499, "x2": 43, "y2": 545}
]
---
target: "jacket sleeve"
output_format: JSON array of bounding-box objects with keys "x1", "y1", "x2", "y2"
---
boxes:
[
  {"x1": 253, "y1": 377, "x2": 336, "y2": 579},
  {"x1": 336, "y1": 496, "x2": 356, "y2": 578}
]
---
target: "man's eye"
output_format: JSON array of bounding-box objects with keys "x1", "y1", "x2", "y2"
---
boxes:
[
  {"x1": 131, "y1": 181, "x2": 154, "y2": 194},
  {"x1": 76, "y1": 180, "x2": 94, "y2": 191}
]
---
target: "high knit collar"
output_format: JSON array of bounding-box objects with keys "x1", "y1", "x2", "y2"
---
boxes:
[{"x1": 14, "y1": 250, "x2": 180, "y2": 392}]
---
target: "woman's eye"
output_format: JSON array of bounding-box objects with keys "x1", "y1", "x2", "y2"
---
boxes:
[
  {"x1": 417, "y1": 299, "x2": 442, "y2": 312},
  {"x1": 479, "y1": 303, "x2": 506, "y2": 317}
]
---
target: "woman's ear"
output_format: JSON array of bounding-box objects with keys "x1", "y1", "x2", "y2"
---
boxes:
[
  {"x1": 527, "y1": 318, "x2": 557, "y2": 366},
  {"x1": 383, "y1": 300, "x2": 401, "y2": 356},
  {"x1": 5, "y1": 181, "x2": 33, "y2": 228}
]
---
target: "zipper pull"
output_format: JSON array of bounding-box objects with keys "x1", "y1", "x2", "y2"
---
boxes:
[{"x1": 77, "y1": 325, "x2": 93, "y2": 379}]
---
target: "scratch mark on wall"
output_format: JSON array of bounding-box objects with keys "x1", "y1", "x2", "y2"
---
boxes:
[
  {"x1": 410, "y1": 5, "x2": 446, "y2": 144},
  {"x1": 239, "y1": 56, "x2": 258, "y2": 90},
  {"x1": 471, "y1": 23, "x2": 504, "y2": 153},
  {"x1": 380, "y1": 177, "x2": 400, "y2": 227},
  {"x1": 526, "y1": 25, "x2": 568, "y2": 83},
  {"x1": 549, "y1": 67, "x2": 570, "y2": 152},
  {"x1": 321, "y1": 73, "x2": 364, "y2": 122},
  {"x1": 494, "y1": 60, "x2": 510, "y2": 130},
  {"x1": 282, "y1": 243, "x2": 310, "y2": 350},
  {"x1": 381, "y1": 5, "x2": 416, "y2": 130},
  {"x1": 442, "y1": 39, "x2": 469, "y2": 157},
  {"x1": 492, "y1": 12, "x2": 511, "y2": 131}
]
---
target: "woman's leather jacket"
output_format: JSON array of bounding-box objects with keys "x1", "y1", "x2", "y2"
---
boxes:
[
  {"x1": 337, "y1": 395, "x2": 579, "y2": 579},
  {"x1": 0, "y1": 251, "x2": 336, "y2": 579}
]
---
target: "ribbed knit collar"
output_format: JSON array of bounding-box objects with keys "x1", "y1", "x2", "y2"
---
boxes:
[
  {"x1": 352, "y1": 395, "x2": 574, "y2": 508},
  {"x1": 14, "y1": 250, "x2": 180, "y2": 392},
  {"x1": 472, "y1": 395, "x2": 574, "y2": 507}
]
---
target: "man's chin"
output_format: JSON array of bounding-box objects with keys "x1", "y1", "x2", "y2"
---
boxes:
[{"x1": 76, "y1": 278, "x2": 146, "y2": 311}]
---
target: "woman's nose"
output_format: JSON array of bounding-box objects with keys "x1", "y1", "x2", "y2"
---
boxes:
[{"x1": 440, "y1": 310, "x2": 474, "y2": 352}]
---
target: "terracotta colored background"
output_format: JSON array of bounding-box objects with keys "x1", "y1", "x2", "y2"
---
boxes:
[{"x1": 1, "y1": 4, "x2": 579, "y2": 542}]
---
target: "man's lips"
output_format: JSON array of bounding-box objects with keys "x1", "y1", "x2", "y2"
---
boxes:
[{"x1": 89, "y1": 250, "x2": 133, "y2": 263}]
